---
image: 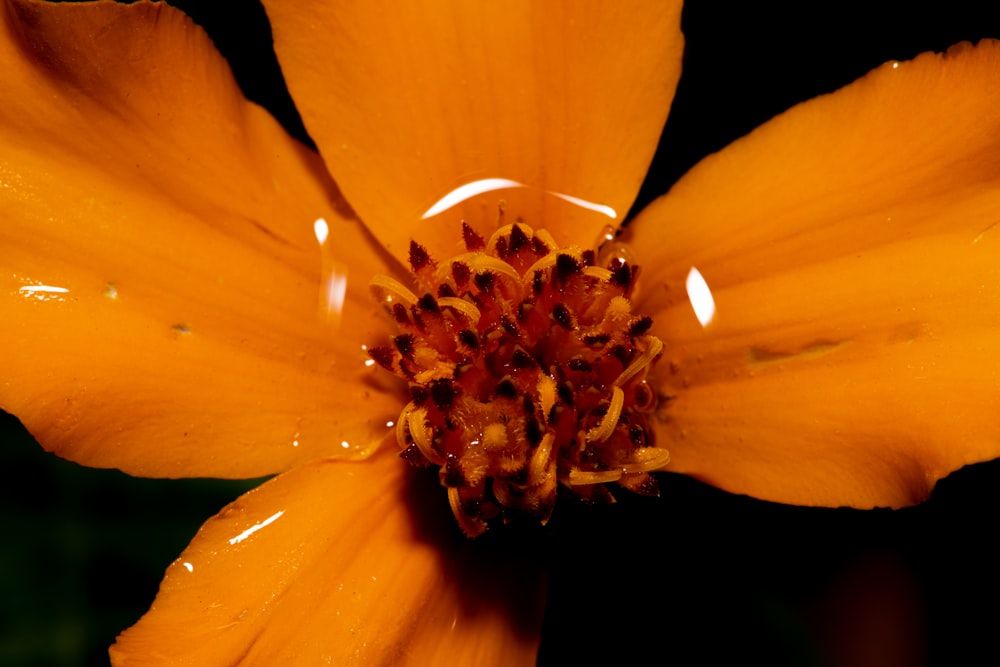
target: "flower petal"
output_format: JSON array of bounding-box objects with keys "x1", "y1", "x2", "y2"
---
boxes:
[
  {"x1": 627, "y1": 41, "x2": 1000, "y2": 507},
  {"x1": 0, "y1": 0, "x2": 403, "y2": 477},
  {"x1": 263, "y1": 0, "x2": 683, "y2": 259},
  {"x1": 110, "y1": 452, "x2": 545, "y2": 665}
]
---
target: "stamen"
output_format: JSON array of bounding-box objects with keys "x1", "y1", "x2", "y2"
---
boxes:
[
  {"x1": 436, "y1": 296, "x2": 481, "y2": 323},
  {"x1": 565, "y1": 469, "x2": 625, "y2": 485},
  {"x1": 528, "y1": 433, "x2": 555, "y2": 485},
  {"x1": 582, "y1": 266, "x2": 614, "y2": 281},
  {"x1": 615, "y1": 336, "x2": 664, "y2": 388},
  {"x1": 395, "y1": 402, "x2": 414, "y2": 450},
  {"x1": 368, "y1": 220, "x2": 667, "y2": 535},
  {"x1": 622, "y1": 447, "x2": 672, "y2": 473},
  {"x1": 466, "y1": 255, "x2": 522, "y2": 285},
  {"x1": 586, "y1": 386, "x2": 625, "y2": 444},
  {"x1": 536, "y1": 375, "x2": 557, "y2": 422},
  {"x1": 407, "y1": 406, "x2": 439, "y2": 464},
  {"x1": 449, "y1": 487, "x2": 487, "y2": 538},
  {"x1": 369, "y1": 275, "x2": 418, "y2": 308}
]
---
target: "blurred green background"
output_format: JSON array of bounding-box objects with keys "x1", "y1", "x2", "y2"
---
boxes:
[{"x1": 4, "y1": 2, "x2": 1000, "y2": 665}]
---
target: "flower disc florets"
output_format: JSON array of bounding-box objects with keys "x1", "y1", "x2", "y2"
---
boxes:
[{"x1": 368, "y1": 216, "x2": 668, "y2": 536}]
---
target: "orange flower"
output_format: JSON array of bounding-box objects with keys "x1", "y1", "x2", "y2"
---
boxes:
[{"x1": 3, "y1": 0, "x2": 1000, "y2": 663}]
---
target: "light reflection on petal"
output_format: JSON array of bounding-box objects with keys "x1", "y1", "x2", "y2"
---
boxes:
[
  {"x1": 421, "y1": 177, "x2": 617, "y2": 221},
  {"x1": 314, "y1": 216, "x2": 348, "y2": 325},
  {"x1": 549, "y1": 191, "x2": 617, "y2": 220},
  {"x1": 18, "y1": 284, "x2": 69, "y2": 294},
  {"x1": 228, "y1": 510, "x2": 285, "y2": 545},
  {"x1": 421, "y1": 178, "x2": 524, "y2": 219},
  {"x1": 685, "y1": 266, "x2": 716, "y2": 327}
]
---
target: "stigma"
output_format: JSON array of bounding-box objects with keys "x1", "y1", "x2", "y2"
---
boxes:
[{"x1": 368, "y1": 215, "x2": 668, "y2": 537}]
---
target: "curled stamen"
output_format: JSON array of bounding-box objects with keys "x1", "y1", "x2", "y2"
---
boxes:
[
  {"x1": 586, "y1": 386, "x2": 625, "y2": 443},
  {"x1": 466, "y1": 254, "x2": 522, "y2": 285},
  {"x1": 449, "y1": 487, "x2": 487, "y2": 538},
  {"x1": 521, "y1": 246, "x2": 585, "y2": 284},
  {"x1": 532, "y1": 228, "x2": 559, "y2": 253},
  {"x1": 621, "y1": 447, "x2": 672, "y2": 474},
  {"x1": 437, "y1": 296, "x2": 482, "y2": 323},
  {"x1": 565, "y1": 468, "x2": 624, "y2": 485},
  {"x1": 370, "y1": 221, "x2": 666, "y2": 535},
  {"x1": 395, "y1": 402, "x2": 415, "y2": 450},
  {"x1": 582, "y1": 266, "x2": 614, "y2": 281},
  {"x1": 370, "y1": 275, "x2": 418, "y2": 309},
  {"x1": 407, "y1": 406, "x2": 439, "y2": 464},
  {"x1": 615, "y1": 336, "x2": 664, "y2": 388},
  {"x1": 528, "y1": 433, "x2": 555, "y2": 485}
]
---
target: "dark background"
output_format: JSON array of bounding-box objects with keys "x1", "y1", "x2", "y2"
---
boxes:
[{"x1": 3, "y1": 2, "x2": 1000, "y2": 665}]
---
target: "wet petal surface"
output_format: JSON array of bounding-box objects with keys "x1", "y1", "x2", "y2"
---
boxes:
[
  {"x1": 0, "y1": 0, "x2": 401, "y2": 477},
  {"x1": 263, "y1": 0, "x2": 683, "y2": 259},
  {"x1": 111, "y1": 452, "x2": 545, "y2": 665},
  {"x1": 628, "y1": 40, "x2": 1000, "y2": 507}
]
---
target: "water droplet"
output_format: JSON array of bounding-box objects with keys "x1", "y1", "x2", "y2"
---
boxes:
[
  {"x1": 103, "y1": 283, "x2": 118, "y2": 300},
  {"x1": 596, "y1": 238, "x2": 635, "y2": 270},
  {"x1": 17, "y1": 282, "x2": 69, "y2": 302}
]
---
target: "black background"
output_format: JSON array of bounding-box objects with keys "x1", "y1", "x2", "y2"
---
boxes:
[{"x1": 3, "y1": 2, "x2": 1000, "y2": 665}]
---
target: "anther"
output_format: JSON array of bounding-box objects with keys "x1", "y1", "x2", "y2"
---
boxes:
[
  {"x1": 509, "y1": 223, "x2": 529, "y2": 254},
  {"x1": 367, "y1": 346, "x2": 395, "y2": 370},
  {"x1": 409, "y1": 240, "x2": 434, "y2": 272},
  {"x1": 628, "y1": 316, "x2": 654, "y2": 336},
  {"x1": 474, "y1": 271, "x2": 494, "y2": 292},
  {"x1": 551, "y1": 302, "x2": 576, "y2": 330},
  {"x1": 495, "y1": 377, "x2": 518, "y2": 399},
  {"x1": 452, "y1": 261, "x2": 471, "y2": 287},
  {"x1": 457, "y1": 329, "x2": 479, "y2": 350},
  {"x1": 417, "y1": 293, "x2": 440, "y2": 314},
  {"x1": 511, "y1": 348, "x2": 535, "y2": 369},
  {"x1": 555, "y1": 253, "x2": 582, "y2": 282},
  {"x1": 370, "y1": 220, "x2": 668, "y2": 535},
  {"x1": 393, "y1": 334, "x2": 416, "y2": 358},
  {"x1": 430, "y1": 379, "x2": 458, "y2": 409},
  {"x1": 610, "y1": 259, "x2": 632, "y2": 289},
  {"x1": 499, "y1": 314, "x2": 519, "y2": 337},
  {"x1": 392, "y1": 302, "x2": 410, "y2": 325},
  {"x1": 462, "y1": 221, "x2": 486, "y2": 251}
]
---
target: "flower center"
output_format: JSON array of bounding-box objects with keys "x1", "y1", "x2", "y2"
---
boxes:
[{"x1": 368, "y1": 212, "x2": 668, "y2": 536}]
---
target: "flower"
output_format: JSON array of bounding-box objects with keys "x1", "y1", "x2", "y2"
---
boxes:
[{"x1": 3, "y1": 0, "x2": 1000, "y2": 664}]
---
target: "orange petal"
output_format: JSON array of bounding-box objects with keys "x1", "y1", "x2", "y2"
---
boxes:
[
  {"x1": 263, "y1": 0, "x2": 683, "y2": 260},
  {"x1": 0, "y1": 0, "x2": 404, "y2": 477},
  {"x1": 110, "y1": 452, "x2": 545, "y2": 665},
  {"x1": 625, "y1": 41, "x2": 1000, "y2": 507}
]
